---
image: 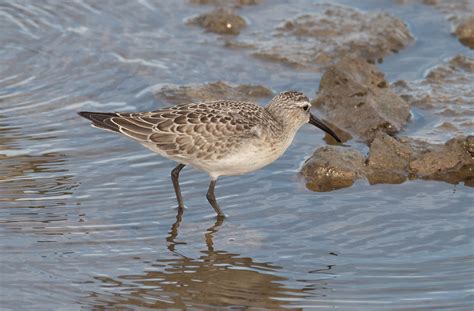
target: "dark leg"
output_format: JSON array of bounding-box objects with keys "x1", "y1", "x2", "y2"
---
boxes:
[
  {"x1": 206, "y1": 178, "x2": 225, "y2": 218},
  {"x1": 171, "y1": 163, "x2": 186, "y2": 208}
]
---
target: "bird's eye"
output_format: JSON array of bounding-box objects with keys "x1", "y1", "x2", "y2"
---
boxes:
[{"x1": 302, "y1": 104, "x2": 311, "y2": 112}]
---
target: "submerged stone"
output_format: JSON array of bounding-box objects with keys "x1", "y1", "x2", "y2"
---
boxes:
[
  {"x1": 154, "y1": 81, "x2": 273, "y2": 104},
  {"x1": 414, "y1": 0, "x2": 474, "y2": 49},
  {"x1": 188, "y1": 8, "x2": 246, "y2": 35},
  {"x1": 392, "y1": 55, "x2": 474, "y2": 142},
  {"x1": 190, "y1": 0, "x2": 262, "y2": 6},
  {"x1": 230, "y1": 4, "x2": 413, "y2": 70}
]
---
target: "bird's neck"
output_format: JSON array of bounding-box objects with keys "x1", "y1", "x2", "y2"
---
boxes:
[{"x1": 264, "y1": 106, "x2": 301, "y2": 140}]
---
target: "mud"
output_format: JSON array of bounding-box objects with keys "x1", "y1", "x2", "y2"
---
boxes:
[
  {"x1": 153, "y1": 81, "x2": 273, "y2": 105},
  {"x1": 301, "y1": 133, "x2": 474, "y2": 190},
  {"x1": 312, "y1": 56, "x2": 410, "y2": 142},
  {"x1": 188, "y1": 8, "x2": 246, "y2": 35},
  {"x1": 392, "y1": 55, "x2": 474, "y2": 141},
  {"x1": 231, "y1": 4, "x2": 413, "y2": 70}
]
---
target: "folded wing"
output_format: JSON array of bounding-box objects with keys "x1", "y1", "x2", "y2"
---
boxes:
[{"x1": 78, "y1": 101, "x2": 267, "y2": 160}]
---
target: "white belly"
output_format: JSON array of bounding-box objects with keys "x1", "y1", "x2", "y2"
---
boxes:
[
  {"x1": 141, "y1": 133, "x2": 296, "y2": 179},
  {"x1": 194, "y1": 136, "x2": 294, "y2": 178}
]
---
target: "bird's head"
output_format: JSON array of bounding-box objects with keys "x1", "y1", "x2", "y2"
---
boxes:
[{"x1": 266, "y1": 91, "x2": 341, "y2": 143}]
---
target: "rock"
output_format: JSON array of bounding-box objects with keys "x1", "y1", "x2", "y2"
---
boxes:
[
  {"x1": 392, "y1": 55, "x2": 474, "y2": 142},
  {"x1": 366, "y1": 170, "x2": 408, "y2": 185},
  {"x1": 188, "y1": 8, "x2": 246, "y2": 35},
  {"x1": 408, "y1": 136, "x2": 474, "y2": 185},
  {"x1": 320, "y1": 120, "x2": 353, "y2": 144},
  {"x1": 300, "y1": 134, "x2": 474, "y2": 191},
  {"x1": 154, "y1": 81, "x2": 273, "y2": 104},
  {"x1": 300, "y1": 146, "x2": 367, "y2": 192},
  {"x1": 231, "y1": 4, "x2": 413, "y2": 70},
  {"x1": 366, "y1": 132, "x2": 414, "y2": 184},
  {"x1": 190, "y1": 0, "x2": 262, "y2": 6},
  {"x1": 367, "y1": 132, "x2": 414, "y2": 171},
  {"x1": 455, "y1": 16, "x2": 474, "y2": 49},
  {"x1": 235, "y1": 0, "x2": 261, "y2": 5},
  {"x1": 403, "y1": 0, "x2": 474, "y2": 49},
  {"x1": 313, "y1": 56, "x2": 410, "y2": 142},
  {"x1": 417, "y1": 0, "x2": 473, "y2": 23}
]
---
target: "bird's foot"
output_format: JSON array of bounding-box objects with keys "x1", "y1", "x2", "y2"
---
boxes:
[
  {"x1": 171, "y1": 204, "x2": 188, "y2": 211},
  {"x1": 203, "y1": 213, "x2": 228, "y2": 220}
]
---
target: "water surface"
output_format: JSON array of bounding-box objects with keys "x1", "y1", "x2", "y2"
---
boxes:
[{"x1": 1, "y1": 0, "x2": 473, "y2": 309}]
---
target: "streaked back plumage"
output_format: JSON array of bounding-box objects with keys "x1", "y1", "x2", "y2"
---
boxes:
[{"x1": 79, "y1": 100, "x2": 286, "y2": 163}]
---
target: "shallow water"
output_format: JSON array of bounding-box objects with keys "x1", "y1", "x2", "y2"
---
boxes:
[{"x1": 1, "y1": 0, "x2": 473, "y2": 310}]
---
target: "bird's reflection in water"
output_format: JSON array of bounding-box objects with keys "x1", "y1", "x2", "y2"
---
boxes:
[
  {"x1": 88, "y1": 209, "x2": 319, "y2": 309},
  {"x1": 165, "y1": 207, "x2": 187, "y2": 257},
  {"x1": 166, "y1": 207, "x2": 223, "y2": 257}
]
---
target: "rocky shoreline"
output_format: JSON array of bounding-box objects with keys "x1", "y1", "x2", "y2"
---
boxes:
[{"x1": 160, "y1": 1, "x2": 474, "y2": 191}]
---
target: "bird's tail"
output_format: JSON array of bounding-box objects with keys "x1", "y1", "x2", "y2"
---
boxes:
[{"x1": 78, "y1": 111, "x2": 120, "y2": 133}]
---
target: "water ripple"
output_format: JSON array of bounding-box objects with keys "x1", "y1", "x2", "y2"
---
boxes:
[{"x1": 1, "y1": 0, "x2": 473, "y2": 309}]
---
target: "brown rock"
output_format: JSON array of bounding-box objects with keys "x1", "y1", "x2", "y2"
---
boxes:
[
  {"x1": 416, "y1": 0, "x2": 474, "y2": 49},
  {"x1": 301, "y1": 134, "x2": 473, "y2": 191},
  {"x1": 320, "y1": 120, "x2": 352, "y2": 144},
  {"x1": 437, "y1": 122, "x2": 458, "y2": 132},
  {"x1": 392, "y1": 55, "x2": 474, "y2": 139},
  {"x1": 418, "y1": 1, "x2": 472, "y2": 21},
  {"x1": 367, "y1": 171, "x2": 407, "y2": 185},
  {"x1": 300, "y1": 146, "x2": 366, "y2": 192},
  {"x1": 449, "y1": 54, "x2": 474, "y2": 71},
  {"x1": 408, "y1": 136, "x2": 474, "y2": 186},
  {"x1": 367, "y1": 132, "x2": 414, "y2": 171},
  {"x1": 313, "y1": 56, "x2": 410, "y2": 142},
  {"x1": 190, "y1": 0, "x2": 262, "y2": 5},
  {"x1": 366, "y1": 132, "x2": 414, "y2": 184},
  {"x1": 154, "y1": 81, "x2": 273, "y2": 104},
  {"x1": 231, "y1": 4, "x2": 413, "y2": 70},
  {"x1": 456, "y1": 16, "x2": 474, "y2": 48},
  {"x1": 188, "y1": 8, "x2": 246, "y2": 35}
]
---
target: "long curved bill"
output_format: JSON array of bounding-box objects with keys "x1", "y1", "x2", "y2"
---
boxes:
[{"x1": 309, "y1": 113, "x2": 342, "y2": 143}]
